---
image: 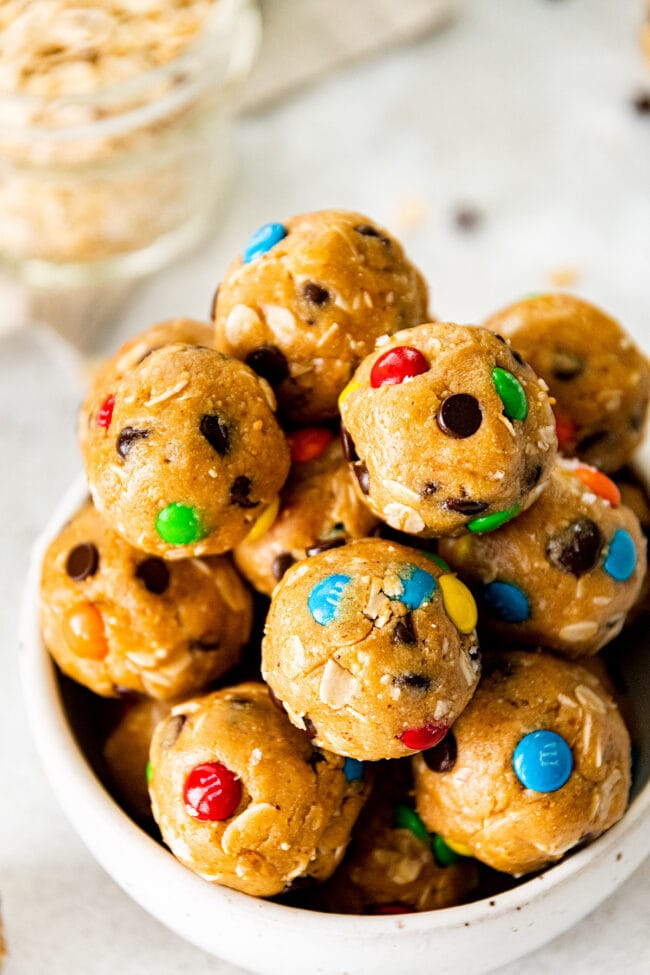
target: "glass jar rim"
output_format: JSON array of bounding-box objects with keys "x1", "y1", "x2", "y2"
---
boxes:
[{"x1": 0, "y1": 0, "x2": 254, "y2": 142}]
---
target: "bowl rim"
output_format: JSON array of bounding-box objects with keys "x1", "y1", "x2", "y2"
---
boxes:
[{"x1": 21, "y1": 473, "x2": 650, "y2": 936}]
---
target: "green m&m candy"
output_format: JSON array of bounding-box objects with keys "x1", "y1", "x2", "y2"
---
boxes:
[
  {"x1": 156, "y1": 503, "x2": 205, "y2": 546},
  {"x1": 492, "y1": 367, "x2": 528, "y2": 421},
  {"x1": 467, "y1": 504, "x2": 520, "y2": 534},
  {"x1": 393, "y1": 803, "x2": 430, "y2": 844}
]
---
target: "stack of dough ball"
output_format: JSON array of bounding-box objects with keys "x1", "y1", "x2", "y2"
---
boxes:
[
  {"x1": 79, "y1": 318, "x2": 214, "y2": 451},
  {"x1": 485, "y1": 294, "x2": 650, "y2": 473},
  {"x1": 234, "y1": 428, "x2": 378, "y2": 595},
  {"x1": 339, "y1": 322, "x2": 557, "y2": 537},
  {"x1": 104, "y1": 698, "x2": 172, "y2": 821},
  {"x1": 440, "y1": 458, "x2": 647, "y2": 656},
  {"x1": 323, "y1": 787, "x2": 478, "y2": 914},
  {"x1": 262, "y1": 538, "x2": 481, "y2": 761},
  {"x1": 213, "y1": 210, "x2": 429, "y2": 423},
  {"x1": 83, "y1": 343, "x2": 290, "y2": 558},
  {"x1": 413, "y1": 651, "x2": 631, "y2": 876},
  {"x1": 40, "y1": 502, "x2": 253, "y2": 698},
  {"x1": 148, "y1": 683, "x2": 370, "y2": 897}
]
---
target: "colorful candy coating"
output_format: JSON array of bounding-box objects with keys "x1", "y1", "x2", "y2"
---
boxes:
[
  {"x1": 603, "y1": 529, "x2": 637, "y2": 581},
  {"x1": 245, "y1": 495, "x2": 280, "y2": 542},
  {"x1": 424, "y1": 552, "x2": 451, "y2": 572},
  {"x1": 467, "y1": 504, "x2": 520, "y2": 534},
  {"x1": 393, "y1": 803, "x2": 430, "y2": 844},
  {"x1": 370, "y1": 346, "x2": 429, "y2": 389},
  {"x1": 438, "y1": 574, "x2": 477, "y2": 634},
  {"x1": 338, "y1": 381, "x2": 361, "y2": 408},
  {"x1": 483, "y1": 581, "x2": 531, "y2": 623},
  {"x1": 308, "y1": 574, "x2": 352, "y2": 625},
  {"x1": 398, "y1": 566, "x2": 437, "y2": 610},
  {"x1": 400, "y1": 723, "x2": 448, "y2": 751},
  {"x1": 183, "y1": 761, "x2": 242, "y2": 821},
  {"x1": 492, "y1": 367, "x2": 528, "y2": 421},
  {"x1": 288, "y1": 427, "x2": 334, "y2": 464},
  {"x1": 62, "y1": 603, "x2": 109, "y2": 660},
  {"x1": 146, "y1": 760, "x2": 153, "y2": 784},
  {"x1": 555, "y1": 411, "x2": 578, "y2": 450},
  {"x1": 343, "y1": 757, "x2": 364, "y2": 782},
  {"x1": 155, "y1": 503, "x2": 204, "y2": 546},
  {"x1": 573, "y1": 467, "x2": 621, "y2": 508},
  {"x1": 513, "y1": 730, "x2": 573, "y2": 793},
  {"x1": 442, "y1": 837, "x2": 473, "y2": 858},
  {"x1": 369, "y1": 904, "x2": 411, "y2": 915},
  {"x1": 96, "y1": 394, "x2": 115, "y2": 429},
  {"x1": 242, "y1": 222, "x2": 287, "y2": 263},
  {"x1": 432, "y1": 834, "x2": 461, "y2": 867}
]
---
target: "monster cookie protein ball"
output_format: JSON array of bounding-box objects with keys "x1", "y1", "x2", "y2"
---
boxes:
[
  {"x1": 80, "y1": 319, "x2": 214, "y2": 452},
  {"x1": 485, "y1": 294, "x2": 650, "y2": 473},
  {"x1": 234, "y1": 428, "x2": 378, "y2": 596},
  {"x1": 213, "y1": 210, "x2": 429, "y2": 423},
  {"x1": 440, "y1": 459, "x2": 647, "y2": 657},
  {"x1": 262, "y1": 538, "x2": 480, "y2": 761},
  {"x1": 148, "y1": 683, "x2": 370, "y2": 897},
  {"x1": 339, "y1": 322, "x2": 557, "y2": 537},
  {"x1": 104, "y1": 697, "x2": 172, "y2": 822},
  {"x1": 40, "y1": 501, "x2": 253, "y2": 698},
  {"x1": 84, "y1": 344, "x2": 290, "y2": 558},
  {"x1": 413, "y1": 651, "x2": 631, "y2": 876}
]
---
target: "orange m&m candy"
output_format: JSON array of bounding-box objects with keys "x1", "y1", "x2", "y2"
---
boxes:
[
  {"x1": 63, "y1": 603, "x2": 109, "y2": 660},
  {"x1": 574, "y1": 466, "x2": 621, "y2": 508},
  {"x1": 287, "y1": 427, "x2": 334, "y2": 464}
]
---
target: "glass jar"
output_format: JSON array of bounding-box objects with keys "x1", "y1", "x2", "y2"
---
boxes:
[{"x1": 0, "y1": 0, "x2": 261, "y2": 285}]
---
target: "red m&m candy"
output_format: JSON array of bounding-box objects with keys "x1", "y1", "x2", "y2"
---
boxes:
[
  {"x1": 96, "y1": 394, "x2": 116, "y2": 429},
  {"x1": 554, "y1": 411, "x2": 577, "y2": 451},
  {"x1": 400, "y1": 723, "x2": 448, "y2": 751},
  {"x1": 288, "y1": 427, "x2": 334, "y2": 464},
  {"x1": 370, "y1": 347, "x2": 429, "y2": 389},
  {"x1": 184, "y1": 762, "x2": 242, "y2": 821}
]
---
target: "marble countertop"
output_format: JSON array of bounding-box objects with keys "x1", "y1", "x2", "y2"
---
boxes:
[{"x1": 1, "y1": 0, "x2": 649, "y2": 972}]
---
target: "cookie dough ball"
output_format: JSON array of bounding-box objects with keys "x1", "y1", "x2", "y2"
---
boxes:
[
  {"x1": 213, "y1": 210, "x2": 429, "y2": 423},
  {"x1": 413, "y1": 651, "x2": 631, "y2": 875},
  {"x1": 440, "y1": 459, "x2": 647, "y2": 657},
  {"x1": 149, "y1": 683, "x2": 370, "y2": 897},
  {"x1": 84, "y1": 344, "x2": 290, "y2": 557},
  {"x1": 340, "y1": 322, "x2": 557, "y2": 537},
  {"x1": 323, "y1": 791, "x2": 478, "y2": 914},
  {"x1": 485, "y1": 294, "x2": 649, "y2": 473},
  {"x1": 234, "y1": 429, "x2": 378, "y2": 595},
  {"x1": 40, "y1": 502, "x2": 253, "y2": 698},
  {"x1": 79, "y1": 318, "x2": 214, "y2": 451},
  {"x1": 615, "y1": 467, "x2": 650, "y2": 621},
  {"x1": 262, "y1": 538, "x2": 481, "y2": 761},
  {"x1": 104, "y1": 698, "x2": 171, "y2": 821}
]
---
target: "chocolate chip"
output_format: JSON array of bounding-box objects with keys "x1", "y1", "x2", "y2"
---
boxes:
[
  {"x1": 354, "y1": 462, "x2": 370, "y2": 495},
  {"x1": 303, "y1": 716, "x2": 317, "y2": 740},
  {"x1": 65, "y1": 542, "x2": 99, "y2": 581},
  {"x1": 551, "y1": 350, "x2": 585, "y2": 381},
  {"x1": 438, "y1": 394, "x2": 482, "y2": 439},
  {"x1": 511, "y1": 349, "x2": 526, "y2": 367},
  {"x1": 393, "y1": 614, "x2": 417, "y2": 644},
  {"x1": 228, "y1": 697, "x2": 253, "y2": 707},
  {"x1": 272, "y1": 552, "x2": 295, "y2": 580},
  {"x1": 210, "y1": 284, "x2": 220, "y2": 319},
  {"x1": 230, "y1": 475, "x2": 258, "y2": 509},
  {"x1": 525, "y1": 464, "x2": 543, "y2": 489},
  {"x1": 453, "y1": 205, "x2": 481, "y2": 231},
  {"x1": 282, "y1": 875, "x2": 318, "y2": 894},
  {"x1": 306, "y1": 537, "x2": 346, "y2": 557},
  {"x1": 245, "y1": 345, "x2": 289, "y2": 387},
  {"x1": 392, "y1": 672, "x2": 431, "y2": 691},
  {"x1": 422, "y1": 731, "x2": 457, "y2": 772},
  {"x1": 190, "y1": 637, "x2": 221, "y2": 651},
  {"x1": 630, "y1": 408, "x2": 645, "y2": 431},
  {"x1": 445, "y1": 498, "x2": 489, "y2": 515},
  {"x1": 354, "y1": 224, "x2": 390, "y2": 245},
  {"x1": 632, "y1": 91, "x2": 650, "y2": 115},
  {"x1": 576, "y1": 430, "x2": 607, "y2": 453},
  {"x1": 268, "y1": 686, "x2": 287, "y2": 713},
  {"x1": 135, "y1": 557, "x2": 170, "y2": 594},
  {"x1": 302, "y1": 281, "x2": 329, "y2": 306},
  {"x1": 468, "y1": 645, "x2": 481, "y2": 663},
  {"x1": 340, "y1": 425, "x2": 359, "y2": 462},
  {"x1": 421, "y1": 482, "x2": 439, "y2": 496},
  {"x1": 200, "y1": 413, "x2": 230, "y2": 455},
  {"x1": 116, "y1": 426, "x2": 149, "y2": 458},
  {"x1": 161, "y1": 714, "x2": 186, "y2": 748},
  {"x1": 307, "y1": 748, "x2": 327, "y2": 770},
  {"x1": 546, "y1": 518, "x2": 604, "y2": 576}
]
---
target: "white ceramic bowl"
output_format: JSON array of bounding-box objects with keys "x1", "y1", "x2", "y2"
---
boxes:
[{"x1": 21, "y1": 474, "x2": 650, "y2": 975}]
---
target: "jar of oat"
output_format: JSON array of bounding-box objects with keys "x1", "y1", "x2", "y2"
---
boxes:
[{"x1": 0, "y1": 0, "x2": 261, "y2": 283}]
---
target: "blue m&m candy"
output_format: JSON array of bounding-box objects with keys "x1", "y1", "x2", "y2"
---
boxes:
[
  {"x1": 513, "y1": 730, "x2": 573, "y2": 793},
  {"x1": 308, "y1": 574, "x2": 351, "y2": 625},
  {"x1": 603, "y1": 529, "x2": 637, "y2": 582},
  {"x1": 242, "y1": 222, "x2": 287, "y2": 263},
  {"x1": 398, "y1": 566, "x2": 437, "y2": 610},
  {"x1": 343, "y1": 758, "x2": 364, "y2": 782},
  {"x1": 483, "y1": 581, "x2": 530, "y2": 623}
]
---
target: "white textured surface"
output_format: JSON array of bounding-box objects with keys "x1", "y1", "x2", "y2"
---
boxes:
[{"x1": 2, "y1": 0, "x2": 650, "y2": 972}]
